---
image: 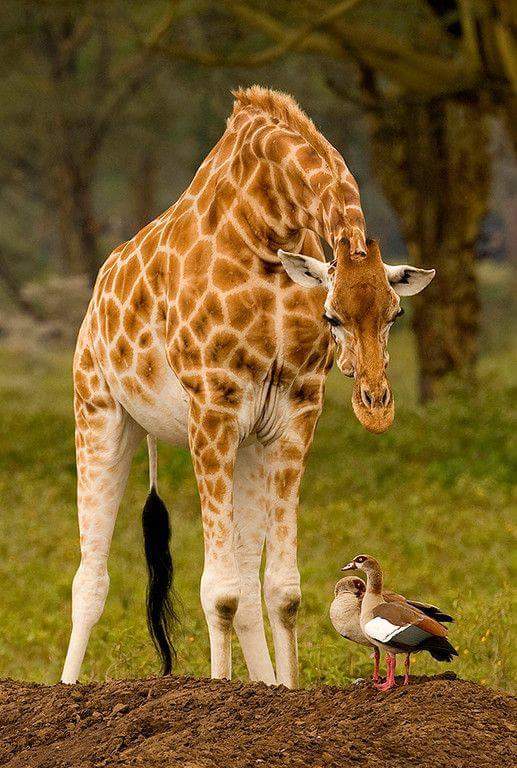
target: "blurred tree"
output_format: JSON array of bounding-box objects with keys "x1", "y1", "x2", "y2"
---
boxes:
[
  {"x1": 0, "y1": 1, "x2": 183, "y2": 287},
  {"x1": 318, "y1": 0, "x2": 514, "y2": 399},
  {"x1": 132, "y1": 150, "x2": 158, "y2": 232},
  {"x1": 1, "y1": 0, "x2": 515, "y2": 401},
  {"x1": 362, "y1": 92, "x2": 489, "y2": 400},
  {"x1": 174, "y1": 0, "x2": 513, "y2": 400}
]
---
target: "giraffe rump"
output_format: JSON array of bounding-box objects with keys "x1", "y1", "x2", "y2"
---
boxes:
[{"x1": 142, "y1": 486, "x2": 179, "y2": 674}]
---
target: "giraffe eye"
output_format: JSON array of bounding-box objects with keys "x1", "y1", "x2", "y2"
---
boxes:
[
  {"x1": 396, "y1": 308, "x2": 405, "y2": 318},
  {"x1": 323, "y1": 313, "x2": 341, "y2": 328}
]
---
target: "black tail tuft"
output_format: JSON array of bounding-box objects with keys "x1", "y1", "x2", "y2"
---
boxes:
[
  {"x1": 421, "y1": 635, "x2": 459, "y2": 663},
  {"x1": 142, "y1": 486, "x2": 178, "y2": 675}
]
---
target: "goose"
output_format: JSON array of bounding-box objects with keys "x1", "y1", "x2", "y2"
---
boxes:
[
  {"x1": 330, "y1": 576, "x2": 454, "y2": 684},
  {"x1": 341, "y1": 555, "x2": 458, "y2": 691}
]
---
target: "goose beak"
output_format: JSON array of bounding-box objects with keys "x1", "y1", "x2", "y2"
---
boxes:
[{"x1": 341, "y1": 561, "x2": 357, "y2": 572}]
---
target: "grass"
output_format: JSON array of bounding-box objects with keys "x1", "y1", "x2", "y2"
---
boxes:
[{"x1": 0, "y1": 279, "x2": 515, "y2": 692}]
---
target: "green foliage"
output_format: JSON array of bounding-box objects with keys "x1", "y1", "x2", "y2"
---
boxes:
[{"x1": 0, "y1": 325, "x2": 514, "y2": 690}]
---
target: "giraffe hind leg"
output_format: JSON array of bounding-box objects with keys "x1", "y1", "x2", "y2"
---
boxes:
[
  {"x1": 233, "y1": 443, "x2": 276, "y2": 684},
  {"x1": 62, "y1": 353, "x2": 144, "y2": 683}
]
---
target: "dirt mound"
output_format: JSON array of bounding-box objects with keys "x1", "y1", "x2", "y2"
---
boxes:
[{"x1": 0, "y1": 674, "x2": 514, "y2": 767}]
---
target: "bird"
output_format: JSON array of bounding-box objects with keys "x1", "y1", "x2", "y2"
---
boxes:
[
  {"x1": 340, "y1": 555, "x2": 458, "y2": 691},
  {"x1": 330, "y1": 575, "x2": 454, "y2": 684}
]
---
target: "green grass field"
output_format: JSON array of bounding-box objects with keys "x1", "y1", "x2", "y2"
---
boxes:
[{"x1": 0, "y1": 273, "x2": 515, "y2": 691}]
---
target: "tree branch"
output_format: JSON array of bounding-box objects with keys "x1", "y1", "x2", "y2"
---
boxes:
[
  {"x1": 458, "y1": 0, "x2": 481, "y2": 72},
  {"x1": 86, "y1": 1, "x2": 186, "y2": 156},
  {"x1": 225, "y1": 1, "x2": 505, "y2": 97},
  {"x1": 157, "y1": 0, "x2": 364, "y2": 67}
]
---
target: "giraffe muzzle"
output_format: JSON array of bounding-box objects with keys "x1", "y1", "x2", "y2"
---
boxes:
[{"x1": 352, "y1": 379, "x2": 394, "y2": 434}]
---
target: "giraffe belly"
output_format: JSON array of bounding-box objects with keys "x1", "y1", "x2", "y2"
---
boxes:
[
  {"x1": 124, "y1": 386, "x2": 190, "y2": 446},
  {"x1": 103, "y1": 348, "x2": 298, "y2": 450},
  {"x1": 106, "y1": 359, "x2": 190, "y2": 448}
]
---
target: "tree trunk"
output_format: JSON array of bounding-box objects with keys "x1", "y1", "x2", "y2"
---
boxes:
[
  {"x1": 367, "y1": 97, "x2": 490, "y2": 401},
  {"x1": 71, "y1": 162, "x2": 102, "y2": 287},
  {"x1": 0, "y1": 247, "x2": 46, "y2": 320},
  {"x1": 54, "y1": 159, "x2": 83, "y2": 276},
  {"x1": 52, "y1": 156, "x2": 101, "y2": 287},
  {"x1": 132, "y1": 149, "x2": 158, "y2": 231}
]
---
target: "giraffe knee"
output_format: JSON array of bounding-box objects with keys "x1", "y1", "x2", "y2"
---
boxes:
[
  {"x1": 264, "y1": 572, "x2": 301, "y2": 628},
  {"x1": 71, "y1": 557, "x2": 110, "y2": 627},
  {"x1": 200, "y1": 572, "x2": 240, "y2": 628}
]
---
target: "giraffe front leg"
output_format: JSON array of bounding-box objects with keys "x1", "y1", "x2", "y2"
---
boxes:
[
  {"x1": 263, "y1": 414, "x2": 318, "y2": 688},
  {"x1": 190, "y1": 407, "x2": 241, "y2": 680},
  {"x1": 62, "y1": 370, "x2": 144, "y2": 683},
  {"x1": 233, "y1": 443, "x2": 276, "y2": 684},
  {"x1": 264, "y1": 523, "x2": 301, "y2": 689}
]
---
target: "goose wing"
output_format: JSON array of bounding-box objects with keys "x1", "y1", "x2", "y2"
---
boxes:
[
  {"x1": 364, "y1": 602, "x2": 447, "y2": 649},
  {"x1": 405, "y1": 599, "x2": 454, "y2": 623},
  {"x1": 383, "y1": 590, "x2": 454, "y2": 623}
]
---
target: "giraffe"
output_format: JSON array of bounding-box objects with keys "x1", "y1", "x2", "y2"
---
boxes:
[{"x1": 61, "y1": 86, "x2": 435, "y2": 687}]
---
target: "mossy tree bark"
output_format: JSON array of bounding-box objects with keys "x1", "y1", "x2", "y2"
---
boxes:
[{"x1": 366, "y1": 94, "x2": 490, "y2": 401}]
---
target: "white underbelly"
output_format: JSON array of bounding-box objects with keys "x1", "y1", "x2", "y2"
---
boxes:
[
  {"x1": 107, "y1": 355, "x2": 294, "y2": 450},
  {"x1": 112, "y1": 368, "x2": 190, "y2": 448}
]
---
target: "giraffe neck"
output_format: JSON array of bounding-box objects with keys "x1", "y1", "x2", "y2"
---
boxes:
[{"x1": 195, "y1": 107, "x2": 365, "y2": 264}]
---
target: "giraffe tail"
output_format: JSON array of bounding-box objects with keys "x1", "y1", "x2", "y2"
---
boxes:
[{"x1": 142, "y1": 434, "x2": 179, "y2": 675}]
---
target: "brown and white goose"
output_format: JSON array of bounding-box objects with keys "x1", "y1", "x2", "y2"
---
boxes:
[
  {"x1": 341, "y1": 555, "x2": 458, "y2": 691},
  {"x1": 330, "y1": 576, "x2": 454, "y2": 684}
]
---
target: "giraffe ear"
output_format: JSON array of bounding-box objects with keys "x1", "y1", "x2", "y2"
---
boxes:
[
  {"x1": 277, "y1": 249, "x2": 331, "y2": 289},
  {"x1": 384, "y1": 263, "x2": 436, "y2": 296}
]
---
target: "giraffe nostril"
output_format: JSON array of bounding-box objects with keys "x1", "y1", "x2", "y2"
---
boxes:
[
  {"x1": 381, "y1": 386, "x2": 391, "y2": 407},
  {"x1": 360, "y1": 385, "x2": 373, "y2": 409}
]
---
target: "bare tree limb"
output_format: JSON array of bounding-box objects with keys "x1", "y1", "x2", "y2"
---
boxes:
[
  {"x1": 86, "y1": 1, "x2": 187, "y2": 155},
  {"x1": 156, "y1": 0, "x2": 364, "y2": 67},
  {"x1": 458, "y1": 0, "x2": 481, "y2": 71},
  {"x1": 224, "y1": 0, "x2": 515, "y2": 97},
  {"x1": 228, "y1": 2, "x2": 455, "y2": 92}
]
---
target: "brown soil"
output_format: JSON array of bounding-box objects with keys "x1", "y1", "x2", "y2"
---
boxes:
[{"x1": 0, "y1": 674, "x2": 514, "y2": 768}]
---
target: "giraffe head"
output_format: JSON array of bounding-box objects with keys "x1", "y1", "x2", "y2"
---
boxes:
[{"x1": 278, "y1": 239, "x2": 435, "y2": 434}]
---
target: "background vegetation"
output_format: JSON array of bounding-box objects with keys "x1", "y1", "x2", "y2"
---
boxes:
[
  {"x1": 0, "y1": 269, "x2": 515, "y2": 690},
  {"x1": 0, "y1": 2, "x2": 515, "y2": 691}
]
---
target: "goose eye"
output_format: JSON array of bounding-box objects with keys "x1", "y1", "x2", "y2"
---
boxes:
[{"x1": 323, "y1": 313, "x2": 341, "y2": 328}]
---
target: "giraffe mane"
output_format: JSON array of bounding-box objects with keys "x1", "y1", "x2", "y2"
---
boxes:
[{"x1": 231, "y1": 85, "x2": 338, "y2": 176}]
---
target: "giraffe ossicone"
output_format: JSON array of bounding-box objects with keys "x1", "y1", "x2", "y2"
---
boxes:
[{"x1": 61, "y1": 86, "x2": 435, "y2": 687}]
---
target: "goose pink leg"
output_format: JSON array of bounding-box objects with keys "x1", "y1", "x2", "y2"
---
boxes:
[{"x1": 375, "y1": 653, "x2": 397, "y2": 692}]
